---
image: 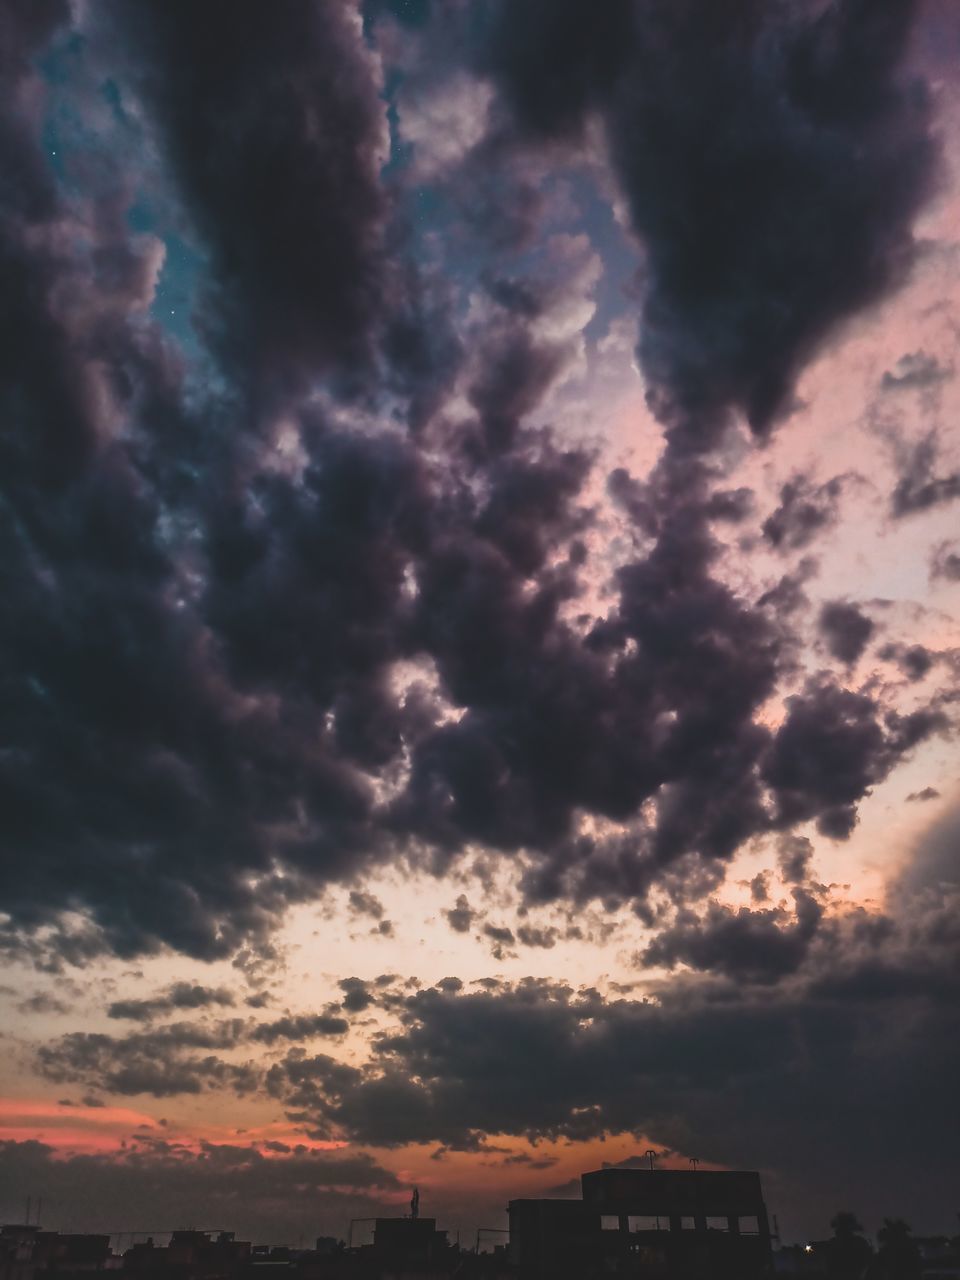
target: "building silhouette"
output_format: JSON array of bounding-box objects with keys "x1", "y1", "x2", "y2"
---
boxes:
[
  {"x1": 509, "y1": 1167, "x2": 773, "y2": 1279},
  {"x1": 3, "y1": 1164, "x2": 958, "y2": 1280}
]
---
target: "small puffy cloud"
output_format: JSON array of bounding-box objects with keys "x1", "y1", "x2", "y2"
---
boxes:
[
  {"x1": 818, "y1": 601, "x2": 875, "y2": 665},
  {"x1": 444, "y1": 895, "x2": 477, "y2": 934},
  {"x1": 397, "y1": 73, "x2": 495, "y2": 176}
]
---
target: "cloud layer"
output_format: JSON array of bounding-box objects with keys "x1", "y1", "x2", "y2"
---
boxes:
[{"x1": 2, "y1": 0, "x2": 959, "y2": 1240}]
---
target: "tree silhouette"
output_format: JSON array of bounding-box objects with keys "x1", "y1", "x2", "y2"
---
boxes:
[
  {"x1": 870, "y1": 1219, "x2": 921, "y2": 1280},
  {"x1": 825, "y1": 1212, "x2": 873, "y2": 1280}
]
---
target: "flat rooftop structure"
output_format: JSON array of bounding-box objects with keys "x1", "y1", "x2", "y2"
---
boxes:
[
  {"x1": 372, "y1": 1217, "x2": 441, "y2": 1250},
  {"x1": 366, "y1": 1216, "x2": 451, "y2": 1268},
  {"x1": 509, "y1": 1167, "x2": 773, "y2": 1279},
  {"x1": 582, "y1": 1166, "x2": 769, "y2": 1223}
]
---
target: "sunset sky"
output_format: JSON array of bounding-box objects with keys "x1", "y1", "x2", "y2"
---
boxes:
[{"x1": 1, "y1": 0, "x2": 959, "y2": 1250}]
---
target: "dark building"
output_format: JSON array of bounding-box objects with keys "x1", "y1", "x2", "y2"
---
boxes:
[
  {"x1": 509, "y1": 1167, "x2": 774, "y2": 1280},
  {"x1": 125, "y1": 1231, "x2": 251, "y2": 1280},
  {"x1": 365, "y1": 1218, "x2": 451, "y2": 1274},
  {"x1": 1, "y1": 1226, "x2": 112, "y2": 1280}
]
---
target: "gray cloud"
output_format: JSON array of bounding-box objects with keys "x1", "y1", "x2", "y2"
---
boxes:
[
  {"x1": 890, "y1": 430, "x2": 960, "y2": 517},
  {"x1": 349, "y1": 890, "x2": 385, "y2": 920},
  {"x1": 108, "y1": 983, "x2": 236, "y2": 1023},
  {"x1": 485, "y1": 0, "x2": 940, "y2": 453},
  {"x1": 818, "y1": 601, "x2": 875, "y2": 665},
  {"x1": 881, "y1": 351, "x2": 953, "y2": 392},
  {"x1": 262, "y1": 882, "x2": 959, "y2": 1230},
  {"x1": 930, "y1": 540, "x2": 960, "y2": 582},
  {"x1": 763, "y1": 475, "x2": 847, "y2": 553},
  {"x1": 640, "y1": 889, "x2": 825, "y2": 983},
  {"x1": 444, "y1": 895, "x2": 477, "y2": 934},
  {"x1": 0, "y1": 1139, "x2": 398, "y2": 1242}
]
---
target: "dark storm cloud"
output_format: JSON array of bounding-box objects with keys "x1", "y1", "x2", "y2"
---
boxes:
[
  {"x1": 818, "y1": 601, "x2": 875, "y2": 665},
  {"x1": 319, "y1": 932, "x2": 959, "y2": 1154},
  {"x1": 762, "y1": 677, "x2": 946, "y2": 838},
  {"x1": 391, "y1": 478, "x2": 937, "y2": 909},
  {"x1": 0, "y1": 0, "x2": 286, "y2": 964},
  {"x1": 485, "y1": 0, "x2": 939, "y2": 452},
  {"x1": 99, "y1": 0, "x2": 391, "y2": 402},
  {"x1": 3, "y1": 3, "x2": 954, "y2": 1235},
  {"x1": 0, "y1": 0, "x2": 127, "y2": 474},
  {"x1": 0, "y1": 204, "x2": 445, "y2": 961},
  {"x1": 0, "y1": 1139, "x2": 398, "y2": 1241},
  {"x1": 263, "y1": 884, "x2": 960, "y2": 1227},
  {"x1": 0, "y1": 0, "x2": 949, "y2": 969},
  {"x1": 640, "y1": 889, "x2": 825, "y2": 983},
  {"x1": 763, "y1": 475, "x2": 847, "y2": 552}
]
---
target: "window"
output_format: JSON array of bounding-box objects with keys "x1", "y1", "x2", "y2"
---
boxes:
[
  {"x1": 706, "y1": 1217, "x2": 730, "y2": 1231},
  {"x1": 739, "y1": 1217, "x2": 760, "y2": 1235},
  {"x1": 627, "y1": 1216, "x2": 665, "y2": 1232},
  {"x1": 679, "y1": 1217, "x2": 696, "y2": 1231},
  {"x1": 600, "y1": 1216, "x2": 620, "y2": 1232}
]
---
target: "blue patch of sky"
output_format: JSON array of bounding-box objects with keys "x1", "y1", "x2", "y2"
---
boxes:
[
  {"x1": 377, "y1": 46, "x2": 640, "y2": 356},
  {"x1": 38, "y1": 32, "x2": 93, "y2": 190},
  {"x1": 42, "y1": 31, "x2": 208, "y2": 353},
  {"x1": 571, "y1": 174, "x2": 642, "y2": 348},
  {"x1": 363, "y1": 0, "x2": 433, "y2": 35},
  {"x1": 128, "y1": 200, "x2": 205, "y2": 351}
]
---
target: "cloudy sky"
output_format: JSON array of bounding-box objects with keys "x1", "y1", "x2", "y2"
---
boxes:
[{"x1": 1, "y1": 0, "x2": 959, "y2": 1249}]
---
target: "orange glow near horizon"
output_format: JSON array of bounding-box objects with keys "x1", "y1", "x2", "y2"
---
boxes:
[{"x1": 0, "y1": 1098, "x2": 349, "y2": 1157}]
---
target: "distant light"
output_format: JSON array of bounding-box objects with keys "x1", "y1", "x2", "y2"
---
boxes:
[{"x1": 804, "y1": 1245, "x2": 813, "y2": 1254}]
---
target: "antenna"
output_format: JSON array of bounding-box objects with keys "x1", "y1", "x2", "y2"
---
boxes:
[
  {"x1": 475, "y1": 1228, "x2": 509, "y2": 1255},
  {"x1": 26, "y1": 1197, "x2": 31, "y2": 1226},
  {"x1": 645, "y1": 1149, "x2": 657, "y2": 1171}
]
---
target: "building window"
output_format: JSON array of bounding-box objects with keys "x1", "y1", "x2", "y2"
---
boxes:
[
  {"x1": 679, "y1": 1217, "x2": 696, "y2": 1231},
  {"x1": 706, "y1": 1217, "x2": 730, "y2": 1231},
  {"x1": 739, "y1": 1216, "x2": 760, "y2": 1235},
  {"x1": 627, "y1": 1216, "x2": 665, "y2": 1232},
  {"x1": 600, "y1": 1216, "x2": 620, "y2": 1232}
]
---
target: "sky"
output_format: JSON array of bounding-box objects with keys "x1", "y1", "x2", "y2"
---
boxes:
[{"x1": 1, "y1": 0, "x2": 959, "y2": 1251}]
